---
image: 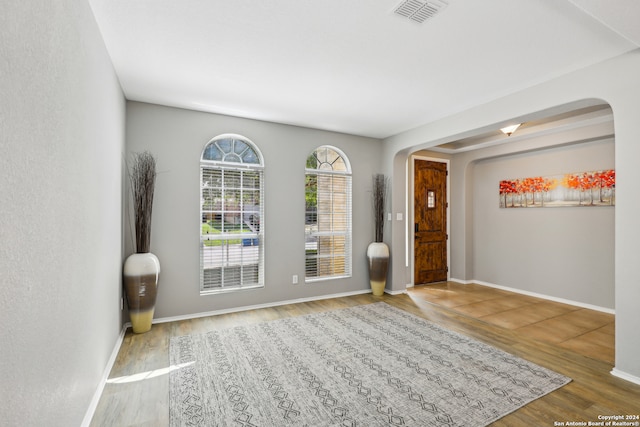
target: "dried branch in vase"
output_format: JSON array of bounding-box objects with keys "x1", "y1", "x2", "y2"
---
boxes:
[
  {"x1": 372, "y1": 173, "x2": 388, "y2": 243},
  {"x1": 129, "y1": 151, "x2": 157, "y2": 253}
]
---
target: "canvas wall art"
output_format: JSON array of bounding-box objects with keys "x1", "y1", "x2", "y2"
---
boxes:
[{"x1": 499, "y1": 169, "x2": 615, "y2": 208}]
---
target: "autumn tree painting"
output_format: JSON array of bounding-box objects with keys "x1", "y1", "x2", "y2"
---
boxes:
[{"x1": 499, "y1": 169, "x2": 615, "y2": 208}]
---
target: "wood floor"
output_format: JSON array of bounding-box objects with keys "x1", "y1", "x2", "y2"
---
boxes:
[
  {"x1": 409, "y1": 282, "x2": 615, "y2": 364},
  {"x1": 90, "y1": 283, "x2": 640, "y2": 426}
]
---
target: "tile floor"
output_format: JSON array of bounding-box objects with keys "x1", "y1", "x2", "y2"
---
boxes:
[{"x1": 408, "y1": 282, "x2": 615, "y2": 364}]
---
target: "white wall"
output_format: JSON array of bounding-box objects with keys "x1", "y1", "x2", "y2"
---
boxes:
[
  {"x1": 471, "y1": 140, "x2": 614, "y2": 308},
  {"x1": 0, "y1": 1, "x2": 125, "y2": 426},
  {"x1": 382, "y1": 50, "x2": 640, "y2": 381},
  {"x1": 126, "y1": 102, "x2": 382, "y2": 319}
]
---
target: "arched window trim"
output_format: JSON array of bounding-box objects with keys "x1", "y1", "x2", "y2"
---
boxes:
[
  {"x1": 305, "y1": 145, "x2": 352, "y2": 175},
  {"x1": 200, "y1": 134, "x2": 265, "y2": 294},
  {"x1": 201, "y1": 133, "x2": 265, "y2": 169}
]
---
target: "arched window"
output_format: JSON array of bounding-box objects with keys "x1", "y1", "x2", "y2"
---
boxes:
[
  {"x1": 200, "y1": 135, "x2": 264, "y2": 293},
  {"x1": 305, "y1": 146, "x2": 352, "y2": 281}
]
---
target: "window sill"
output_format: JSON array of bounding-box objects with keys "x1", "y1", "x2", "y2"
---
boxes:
[
  {"x1": 305, "y1": 274, "x2": 352, "y2": 284},
  {"x1": 200, "y1": 284, "x2": 264, "y2": 296}
]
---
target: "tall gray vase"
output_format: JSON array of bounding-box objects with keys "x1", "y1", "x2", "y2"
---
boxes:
[{"x1": 367, "y1": 242, "x2": 389, "y2": 296}]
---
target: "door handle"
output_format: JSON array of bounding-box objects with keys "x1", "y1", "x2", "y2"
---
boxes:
[{"x1": 415, "y1": 223, "x2": 419, "y2": 233}]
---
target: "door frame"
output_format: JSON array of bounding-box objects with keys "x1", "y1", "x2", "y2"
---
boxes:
[{"x1": 410, "y1": 155, "x2": 451, "y2": 286}]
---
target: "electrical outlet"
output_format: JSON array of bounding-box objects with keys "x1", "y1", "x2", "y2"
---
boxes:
[{"x1": 292, "y1": 275, "x2": 298, "y2": 284}]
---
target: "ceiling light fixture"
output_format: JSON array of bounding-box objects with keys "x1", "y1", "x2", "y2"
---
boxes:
[{"x1": 500, "y1": 124, "x2": 521, "y2": 136}]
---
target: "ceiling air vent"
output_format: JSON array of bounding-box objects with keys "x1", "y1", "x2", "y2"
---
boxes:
[{"x1": 394, "y1": 0, "x2": 448, "y2": 24}]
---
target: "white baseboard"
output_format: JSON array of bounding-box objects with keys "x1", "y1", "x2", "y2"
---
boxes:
[
  {"x1": 449, "y1": 277, "x2": 473, "y2": 285},
  {"x1": 611, "y1": 368, "x2": 640, "y2": 386},
  {"x1": 153, "y1": 289, "x2": 373, "y2": 324},
  {"x1": 465, "y1": 280, "x2": 615, "y2": 314},
  {"x1": 385, "y1": 288, "x2": 407, "y2": 295},
  {"x1": 81, "y1": 325, "x2": 127, "y2": 427}
]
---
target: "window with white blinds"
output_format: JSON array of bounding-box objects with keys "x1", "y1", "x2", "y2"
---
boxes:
[
  {"x1": 200, "y1": 135, "x2": 264, "y2": 294},
  {"x1": 305, "y1": 146, "x2": 352, "y2": 281}
]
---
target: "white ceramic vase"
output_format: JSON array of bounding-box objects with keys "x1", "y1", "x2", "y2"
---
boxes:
[
  {"x1": 123, "y1": 252, "x2": 160, "y2": 334},
  {"x1": 367, "y1": 242, "x2": 389, "y2": 296}
]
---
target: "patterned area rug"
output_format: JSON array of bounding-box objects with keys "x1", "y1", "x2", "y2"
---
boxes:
[{"x1": 169, "y1": 303, "x2": 570, "y2": 426}]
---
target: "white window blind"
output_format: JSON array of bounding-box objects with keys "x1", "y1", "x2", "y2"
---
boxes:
[
  {"x1": 305, "y1": 146, "x2": 352, "y2": 281},
  {"x1": 200, "y1": 135, "x2": 264, "y2": 293}
]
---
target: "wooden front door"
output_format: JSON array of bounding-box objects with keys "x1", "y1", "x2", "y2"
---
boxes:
[{"x1": 414, "y1": 159, "x2": 448, "y2": 284}]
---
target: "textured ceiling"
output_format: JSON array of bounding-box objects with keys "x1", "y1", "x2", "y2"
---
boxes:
[{"x1": 88, "y1": 0, "x2": 638, "y2": 138}]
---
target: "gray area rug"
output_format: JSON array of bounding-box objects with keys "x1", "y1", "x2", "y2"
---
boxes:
[{"x1": 170, "y1": 302, "x2": 570, "y2": 426}]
